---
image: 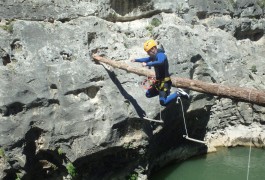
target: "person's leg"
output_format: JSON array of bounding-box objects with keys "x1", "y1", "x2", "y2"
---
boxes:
[
  {"x1": 146, "y1": 86, "x2": 159, "y2": 98},
  {"x1": 159, "y1": 91, "x2": 178, "y2": 106},
  {"x1": 175, "y1": 88, "x2": 190, "y2": 99},
  {"x1": 159, "y1": 81, "x2": 178, "y2": 106}
]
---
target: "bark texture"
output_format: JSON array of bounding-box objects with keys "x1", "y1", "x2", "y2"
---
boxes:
[{"x1": 92, "y1": 54, "x2": 265, "y2": 106}]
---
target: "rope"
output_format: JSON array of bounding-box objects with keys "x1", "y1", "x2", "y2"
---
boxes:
[
  {"x1": 247, "y1": 139, "x2": 252, "y2": 180},
  {"x1": 142, "y1": 98, "x2": 163, "y2": 123},
  {"x1": 246, "y1": 104, "x2": 254, "y2": 180},
  {"x1": 179, "y1": 97, "x2": 188, "y2": 136},
  {"x1": 248, "y1": 89, "x2": 252, "y2": 103},
  {"x1": 246, "y1": 89, "x2": 254, "y2": 180},
  {"x1": 143, "y1": 116, "x2": 163, "y2": 123},
  {"x1": 159, "y1": 104, "x2": 162, "y2": 121},
  {"x1": 178, "y1": 97, "x2": 206, "y2": 144}
]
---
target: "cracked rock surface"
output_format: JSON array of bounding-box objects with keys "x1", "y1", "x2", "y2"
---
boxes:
[{"x1": 0, "y1": 0, "x2": 265, "y2": 179}]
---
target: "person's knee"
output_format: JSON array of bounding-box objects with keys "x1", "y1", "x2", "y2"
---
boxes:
[
  {"x1": 146, "y1": 91, "x2": 151, "y2": 98},
  {"x1": 159, "y1": 98, "x2": 166, "y2": 106}
]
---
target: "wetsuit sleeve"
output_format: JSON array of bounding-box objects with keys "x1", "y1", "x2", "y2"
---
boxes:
[
  {"x1": 146, "y1": 53, "x2": 166, "y2": 67},
  {"x1": 135, "y1": 57, "x2": 151, "y2": 62}
]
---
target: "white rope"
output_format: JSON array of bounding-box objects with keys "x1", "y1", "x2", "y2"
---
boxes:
[
  {"x1": 173, "y1": 54, "x2": 205, "y2": 144},
  {"x1": 247, "y1": 138, "x2": 252, "y2": 180},
  {"x1": 179, "y1": 97, "x2": 206, "y2": 144},
  {"x1": 179, "y1": 97, "x2": 188, "y2": 136},
  {"x1": 159, "y1": 104, "x2": 162, "y2": 121},
  {"x1": 246, "y1": 105, "x2": 253, "y2": 180},
  {"x1": 143, "y1": 116, "x2": 163, "y2": 123},
  {"x1": 142, "y1": 107, "x2": 163, "y2": 122},
  {"x1": 183, "y1": 135, "x2": 206, "y2": 144},
  {"x1": 142, "y1": 94, "x2": 163, "y2": 123},
  {"x1": 246, "y1": 88, "x2": 254, "y2": 180}
]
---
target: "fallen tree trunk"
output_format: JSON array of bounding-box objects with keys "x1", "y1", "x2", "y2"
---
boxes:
[{"x1": 92, "y1": 54, "x2": 265, "y2": 106}]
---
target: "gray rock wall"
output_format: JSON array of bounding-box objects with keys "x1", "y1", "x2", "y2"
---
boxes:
[{"x1": 0, "y1": 0, "x2": 265, "y2": 179}]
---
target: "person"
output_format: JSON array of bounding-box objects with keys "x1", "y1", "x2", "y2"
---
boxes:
[{"x1": 131, "y1": 39, "x2": 189, "y2": 106}]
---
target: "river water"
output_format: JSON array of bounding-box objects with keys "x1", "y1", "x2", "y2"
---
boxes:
[{"x1": 151, "y1": 147, "x2": 265, "y2": 180}]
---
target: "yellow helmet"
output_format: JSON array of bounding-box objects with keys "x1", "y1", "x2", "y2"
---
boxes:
[{"x1": 143, "y1": 39, "x2": 157, "y2": 52}]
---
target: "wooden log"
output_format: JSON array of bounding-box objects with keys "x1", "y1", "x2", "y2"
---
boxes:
[{"x1": 92, "y1": 54, "x2": 265, "y2": 106}]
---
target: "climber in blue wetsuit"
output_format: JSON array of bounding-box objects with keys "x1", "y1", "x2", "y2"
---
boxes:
[{"x1": 131, "y1": 39, "x2": 189, "y2": 106}]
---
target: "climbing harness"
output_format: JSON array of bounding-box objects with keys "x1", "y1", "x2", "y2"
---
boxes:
[
  {"x1": 178, "y1": 97, "x2": 206, "y2": 144},
  {"x1": 156, "y1": 77, "x2": 171, "y2": 92},
  {"x1": 141, "y1": 76, "x2": 156, "y2": 90},
  {"x1": 141, "y1": 76, "x2": 171, "y2": 91}
]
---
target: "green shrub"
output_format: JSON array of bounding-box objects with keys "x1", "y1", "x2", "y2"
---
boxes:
[
  {"x1": 145, "y1": 25, "x2": 153, "y2": 33},
  {"x1": 150, "y1": 18, "x2": 162, "y2": 27},
  {"x1": 258, "y1": 0, "x2": 265, "y2": 8},
  {"x1": 107, "y1": 13, "x2": 117, "y2": 22},
  {"x1": 0, "y1": 148, "x2": 5, "y2": 158},
  {"x1": 145, "y1": 18, "x2": 162, "y2": 35},
  {"x1": 0, "y1": 19, "x2": 14, "y2": 33},
  {"x1": 0, "y1": 24, "x2": 13, "y2": 33},
  {"x1": 57, "y1": 148, "x2": 64, "y2": 155},
  {"x1": 251, "y1": 65, "x2": 257, "y2": 73},
  {"x1": 127, "y1": 173, "x2": 138, "y2": 180},
  {"x1": 15, "y1": 173, "x2": 22, "y2": 180},
  {"x1": 229, "y1": 0, "x2": 237, "y2": 8},
  {"x1": 66, "y1": 162, "x2": 77, "y2": 178}
]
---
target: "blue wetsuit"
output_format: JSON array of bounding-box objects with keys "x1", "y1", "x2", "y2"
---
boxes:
[{"x1": 135, "y1": 49, "x2": 179, "y2": 106}]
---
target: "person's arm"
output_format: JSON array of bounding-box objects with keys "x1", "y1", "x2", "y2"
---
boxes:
[
  {"x1": 146, "y1": 53, "x2": 166, "y2": 67},
  {"x1": 135, "y1": 57, "x2": 151, "y2": 62}
]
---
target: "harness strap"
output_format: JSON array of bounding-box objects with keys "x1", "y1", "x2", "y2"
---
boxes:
[
  {"x1": 156, "y1": 77, "x2": 171, "y2": 91},
  {"x1": 142, "y1": 77, "x2": 171, "y2": 91},
  {"x1": 141, "y1": 76, "x2": 156, "y2": 90}
]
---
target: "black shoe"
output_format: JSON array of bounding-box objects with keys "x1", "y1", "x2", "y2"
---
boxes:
[{"x1": 176, "y1": 88, "x2": 190, "y2": 99}]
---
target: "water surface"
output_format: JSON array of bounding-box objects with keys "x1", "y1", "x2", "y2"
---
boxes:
[{"x1": 151, "y1": 147, "x2": 265, "y2": 180}]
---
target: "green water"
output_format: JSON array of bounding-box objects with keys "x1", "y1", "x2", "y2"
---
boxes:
[{"x1": 151, "y1": 147, "x2": 265, "y2": 180}]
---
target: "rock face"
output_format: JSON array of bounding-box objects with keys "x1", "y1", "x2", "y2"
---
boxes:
[{"x1": 0, "y1": 0, "x2": 265, "y2": 179}]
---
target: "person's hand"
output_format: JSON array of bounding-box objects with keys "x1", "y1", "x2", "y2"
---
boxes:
[
  {"x1": 130, "y1": 59, "x2": 136, "y2": 62},
  {"x1": 142, "y1": 62, "x2": 147, "y2": 67}
]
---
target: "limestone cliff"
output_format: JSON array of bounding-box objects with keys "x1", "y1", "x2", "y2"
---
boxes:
[{"x1": 0, "y1": 0, "x2": 265, "y2": 179}]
